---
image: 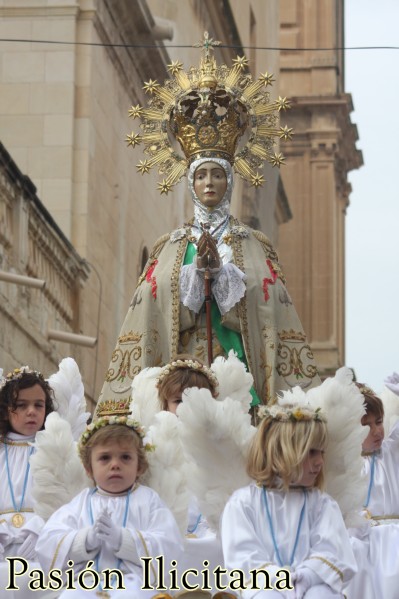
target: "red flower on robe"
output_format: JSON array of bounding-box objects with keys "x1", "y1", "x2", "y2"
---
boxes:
[
  {"x1": 262, "y1": 259, "x2": 278, "y2": 301},
  {"x1": 145, "y1": 259, "x2": 158, "y2": 300}
]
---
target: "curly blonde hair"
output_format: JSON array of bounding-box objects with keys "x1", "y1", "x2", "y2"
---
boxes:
[{"x1": 247, "y1": 416, "x2": 327, "y2": 490}]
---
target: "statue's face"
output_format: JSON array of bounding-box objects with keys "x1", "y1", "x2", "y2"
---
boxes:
[{"x1": 193, "y1": 161, "x2": 227, "y2": 208}]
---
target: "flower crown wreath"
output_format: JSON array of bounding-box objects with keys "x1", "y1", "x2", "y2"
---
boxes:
[
  {"x1": 357, "y1": 383, "x2": 379, "y2": 399},
  {"x1": 258, "y1": 403, "x2": 326, "y2": 423},
  {"x1": 79, "y1": 400, "x2": 153, "y2": 456},
  {"x1": 0, "y1": 366, "x2": 45, "y2": 392},
  {"x1": 156, "y1": 358, "x2": 219, "y2": 390}
]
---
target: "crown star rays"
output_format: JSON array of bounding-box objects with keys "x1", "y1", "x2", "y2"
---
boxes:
[{"x1": 125, "y1": 34, "x2": 293, "y2": 194}]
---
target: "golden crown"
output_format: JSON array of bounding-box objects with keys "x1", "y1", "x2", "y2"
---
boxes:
[
  {"x1": 126, "y1": 32, "x2": 292, "y2": 194},
  {"x1": 83, "y1": 399, "x2": 148, "y2": 454},
  {"x1": 95, "y1": 398, "x2": 131, "y2": 418}
]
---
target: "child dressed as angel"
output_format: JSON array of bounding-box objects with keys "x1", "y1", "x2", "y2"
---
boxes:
[
  {"x1": 0, "y1": 359, "x2": 89, "y2": 599},
  {"x1": 221, "y1": 402, "x2": 357, "y2": 599},
  {"x1": 0, "y1": 367, "x2": 54, "y2": 568},
  {"x1": 345, "y1": 379, "x2": 399, "y2": 599},
  {"x1": 36, "y1": 409, "x2": 183, "y2": 597}
]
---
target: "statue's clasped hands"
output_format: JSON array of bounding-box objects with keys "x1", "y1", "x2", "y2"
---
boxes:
[{"x1": 196, "y1": 230, "x2": 221, "y2": 271}]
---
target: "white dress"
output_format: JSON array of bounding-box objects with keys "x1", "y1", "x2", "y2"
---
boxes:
[
  {"x1": 0, "y1": 432, "x2": 45, "y2": 599},
  {"x1": 121, "y1": 498, "x2": 225, "y2": 599},
  {"x1": 221, "y1": 483, "x2": 356, "y2": 599},
  {"x1": 36, "y1": 484, "x2": 183, "y2": 598},
  {"x1": 363, "y1": 420, "x2": 399, "y2": 517},
  {"x1": 349, "y1": 420, "x2": 399, "y2": 599},
  {"x1": 179, "y1": 496, "x2": 227, "y2": 596},
  {"x1": 142, "y1": 406, "x2": 235, "y2": 596}
]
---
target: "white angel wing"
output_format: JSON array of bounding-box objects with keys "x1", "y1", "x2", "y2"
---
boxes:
[
  {"x1": 30, "y1": 412, "x2": 90, "y2": 520},
  {"x1": 144, "y1": 411, "x2": 190, "y2": 535},
  {"x1": 130, "y1": 366, "x2": 162, "y2": 428},
  {"x1": 177, "y1": 387, "x2": 256, "y2": 531},
  {"x1": 278, "y1": 385, "x2": 308, "y2": 406},
  {"x1": 379, "y1": 386, "x2": 399, "y2": 434},
  {"x1": 131, "y1": 354, "x2": 254, "y2": 533},
  {"x1": 306, "y1": 366, "x2": 368, "y2": 520},
  {"x1": 48, "y1": 357, "x2": 89, "y2": 440},
  {"x1": 211, "y1": 350, "x2": 253, "y2": 411}
]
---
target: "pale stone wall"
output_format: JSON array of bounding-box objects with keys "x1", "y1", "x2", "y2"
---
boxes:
[
  {"x1": 76, "y1": 3, "x2": 164, "y2": 397},
  {"x1": 0, "y1": 2, "x2": 78, "y2": 236}
]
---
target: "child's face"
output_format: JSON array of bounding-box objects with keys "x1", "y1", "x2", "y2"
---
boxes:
[
  {"x1": 294, "y1": 448, "x2": 324, "y2": 487},
  {"x1": 361, "y1": 413, "x2": 384, "y2": 452},
  {"x1": 8, "y1": 384, "x2": 46, "y2": 436},
  {"x1": 89, "y1": 440, "x2": 141, "y2": 494},
  {"x1": 166, "y1": 384, "x2": 183, "y2": 415}
]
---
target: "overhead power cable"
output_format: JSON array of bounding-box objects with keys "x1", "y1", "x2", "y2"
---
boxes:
[{"x1": 0, "y1": 38, "x2": 398, "y2": 51}]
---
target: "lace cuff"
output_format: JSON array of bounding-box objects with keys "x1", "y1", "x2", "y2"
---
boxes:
[
  {"x1": 180, "y1": 263, "x2": 205, "y2": 314},
  {"x1": 180, "y1": 262, "x2": 246, "y2": 315},
  {"x1": 212, "y1": 263, "x2": 247, "y2": 315}
]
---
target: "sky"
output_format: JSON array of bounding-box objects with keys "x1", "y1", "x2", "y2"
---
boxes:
[{"x1": 345, "y1": 0, "x2": 399, "y2": 391}]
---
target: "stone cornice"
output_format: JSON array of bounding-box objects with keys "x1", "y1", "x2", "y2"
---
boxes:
[
  {"x1": 0, "y1": 6, "x2": 79, "y2": 18},
  {"x1": 282, "y1": 93, "x2": 363, "y2": 172},
  {"x1": 289, "y1": 93, "x2": 354, "y2": 111}
]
